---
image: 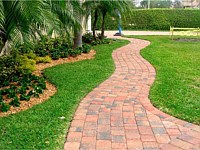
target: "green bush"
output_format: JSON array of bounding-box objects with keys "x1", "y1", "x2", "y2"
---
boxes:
[
  {"x1": 17, "y1": 55, "x2": 36, "y2": 73},
  {"x1": 34, "y1": 37, "x2": 72, "y2": 57},
  {"x1": 35, "y1": 56, "x2": 52, "y2": 64},
  {"x1": 95, "y1": 9, "x2": 200, "y2": 30},
  {"x1": 0, "y1": 102, "x2": 10, "y2": 112},
  {"x1": 82, "y1": 44, "x2": 91, "y2": 53},
  {"x1": 68, "y1": 48, "x2": 79, "y2": 57},
  {"x1": 82, "y1": 32, "x2": 94, "y2": 44},
  {"x1": 0, "y1": 56, "x2": 18, "y2": 86},
  {"x1": 0, "y1": 73, "x2": 46, "y2": 112},
  {"x1": 24, "y1": 52, "x2": 37, "y2": 60}
]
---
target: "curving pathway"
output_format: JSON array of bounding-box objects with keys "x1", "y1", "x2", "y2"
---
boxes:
[{"x1": 64, "y1": 37, "x2": 200, "y2": 150}]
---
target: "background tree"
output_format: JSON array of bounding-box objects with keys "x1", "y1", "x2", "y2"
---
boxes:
[{"x1": 90, "y1": 0, "x2": 132, "y2": 40}]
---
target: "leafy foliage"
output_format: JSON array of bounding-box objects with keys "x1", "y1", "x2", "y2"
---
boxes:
[
  {"x1": 35, "y1": 56, "x2": 52, "y2": 64},
  {"x1": 95, "y1": 9, "x2": 200, "y2": 30},
  {"x1": 0, "y1": 56, "x2": 18, "y2": 85},
  {"x1": 82, "y1": 44, "x2": 91, "y2": 53},
  {"x1": 0, "y1": 73, "x2": 46, "y2": 112}
]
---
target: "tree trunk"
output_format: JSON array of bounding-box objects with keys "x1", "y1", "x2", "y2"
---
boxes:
[
  {"x1": 93, "y1": 9, "x2": 98, "y2": 41},
  {"x1": 100, "y1": 11, "x2": 107, "y2": 41},
  {"x1": 0, "y1": 29, "x2": 8, "y2": 56},
  {"x1": 0, "y1": 40, "x2": 10, "y2": 56},
  {"x1": 73, "y1": 0, "x2": 82, "y2": 49},
  {"x1": 73, "y1": 29, "x2": 82, "y2": 49}
]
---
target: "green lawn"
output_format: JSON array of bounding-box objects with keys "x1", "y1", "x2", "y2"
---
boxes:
[
  {"x1": 128, "y1": 35, "x2": 200, "y2": 125},
  {"x1": 0, "y1": 40, "x2": 129, "y2": 149}
]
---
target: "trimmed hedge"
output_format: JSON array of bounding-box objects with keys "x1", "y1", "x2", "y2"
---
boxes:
[{"x1": 94, "y1": 9, "x2": 200, "y2": 30}]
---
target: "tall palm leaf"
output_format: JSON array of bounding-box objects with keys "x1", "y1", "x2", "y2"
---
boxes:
[
  {"x1": 83, "y1": 0, "x2": 100, "y2": 40},
  {"x1": 0, "y1": 0, "x2": 47, "y2": 56},
  {"x1": 48, "y1": 0, "x2": 83, "y2": 48}
]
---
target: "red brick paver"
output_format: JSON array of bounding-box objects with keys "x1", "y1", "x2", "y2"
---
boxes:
[{"x1": 65, "y1": 37, "x2": 200, "y2": 150}]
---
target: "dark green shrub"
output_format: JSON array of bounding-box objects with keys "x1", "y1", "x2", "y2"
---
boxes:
[
  {"x1": 0, "y1": 102, "x2": 10, "y2": 112},
  {"x1": 60, "y1": 52, "x2": 69, "y2": 58},
  {"x1": 102, "y1": 39, "x2": 111, "y2": 44},
  {"x1": 75, "y1": 47, "x2": 82, "y2": 55},
  {"x1": 7, "y1": 88, "x2": 16, "y2": 99},
  {"x1": 68, "y1": 49, "x2": 78, "y2": 57},
  {"x1": 82, "y1": 32, "x2": 94, "y2": 44},
  {"x1": 51, "y1": 52, "x2": 61, "y2": 60},
  {"x1": 82, "y1": 44, "x2": 91, "y2": 53},
  {"x1": 0, "y1": 56, "x2": 18, "y2": 86},
  {"x1": 9, "y1": 97, "x2": 20, "y2": 107},
  {"x1": 20, "y1": 94, "x2": 31, "y2": 101},
  {"x1": 34, "y1": 43, "x2": 49, "y2": 57},
  {"x1": 17, "y1": 86, "x2": 27, "y2": 94},
  {"x1": 0, "y1": 95, "x2": 3, "y2": 102},
  {"x1": 91, "y1": 41, "x2": 98, "y2": 46}
]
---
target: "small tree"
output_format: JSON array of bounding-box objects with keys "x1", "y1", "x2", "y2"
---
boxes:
[{"x1": 96, "y1": 0, "x2": 133, "y2": 40}]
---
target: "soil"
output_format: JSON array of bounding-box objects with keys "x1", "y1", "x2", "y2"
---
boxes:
[{"x1": 0, "y1": 50, "x2": 96, "y2": 117}]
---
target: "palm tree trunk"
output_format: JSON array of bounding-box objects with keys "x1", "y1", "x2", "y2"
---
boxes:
[
  {"x1": 93, "y1": 9, "x2": 98, "y2": 41},
  {"x1": 0, "y1": 29, "x2": 8, "y2": 56},
  {"x1": 73, "y1": 0, "x2": 83, "y2": 49},
  {"x1": 100, "y1": 10, "x2": 107, "y2": 40},
  {"x1": 0, "y1": 41, "x2": 10, "y2": 56},
  {"x1": 73, "y1": 29, "x2": 82, "y2": 49}
]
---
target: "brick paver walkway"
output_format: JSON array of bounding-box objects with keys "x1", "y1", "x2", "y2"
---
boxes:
[{"x1": 65, "y1": 37, "x2": 200, "y2": 150}]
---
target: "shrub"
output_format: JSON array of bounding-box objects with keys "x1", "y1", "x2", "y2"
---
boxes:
[
  {"x1": 60, "y1": 52, "x2": 69, "y2": 58},
  {"x1": 16, "y1": 55, "x2": 36, "y2": 73},
  {"x1": 0, "y1": 102, "x2": 10, "y2": 112},
  {"x1": 68, "y1": 48, "x2": 78, "y2": 57},
  {"x1": 51, "y1": 52, "x2": 61, "y2": 60},
  {"x1": 0, "y1": 56, "x2": 18, "y2": 86},
  {"x1": 82, "y1": 32, "x2": 94, "y2": 44},
  {"x1": 9, "y1": 97, "x2": 20, "y2": 107},
  {"x1": 82, "y1": 44, "x2": 91, "y2": 53},
  {"x1": 24, "y1": 52, "x2": 37, "y2": 59},
  {"x1": 35, "y1": 56, "x2": 52, "y2": 64},
  {"x1": 0, "y1": 73, "x2": 47, "y2": 112},
  {"x1": 75, "y1": 47, "x2": 83, "y2": 55},
  {"x1": 94, "y1": 9, "x2": 200, "y2": 30}
]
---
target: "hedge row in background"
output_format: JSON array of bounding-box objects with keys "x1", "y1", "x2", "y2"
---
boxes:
[{"x1": 94, "y1": 9, "x2": 200, "y2": 30}]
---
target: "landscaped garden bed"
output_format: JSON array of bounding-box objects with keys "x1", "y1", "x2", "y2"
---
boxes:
[
  {"x1": 0, "y1": 39, "x2": 129, "y2": 149},
  {"x1": 0, "y1": 50, "x2": 96, "y2": 117},
  {"x1": 0, "y1": 33, "x2": 111, "y2": 116}
]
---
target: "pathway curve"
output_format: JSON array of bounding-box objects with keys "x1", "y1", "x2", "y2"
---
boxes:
[{"x1": 64, "y1": 37, "x2": 200, "y2": 150}]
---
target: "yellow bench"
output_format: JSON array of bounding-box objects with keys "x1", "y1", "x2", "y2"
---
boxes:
[{"x1": 170, "y1": 26, "x2": 200, "y2": 40}]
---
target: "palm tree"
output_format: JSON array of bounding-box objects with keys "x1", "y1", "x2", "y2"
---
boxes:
[
  {"x1": 83, "y1": 0, "x2": 100, "y2": 41},
  {"x1": 98, "y1": 0, "x2": 132, "y2": 40},
  {"x1": 0, "y1": 0, "x2": 47, "y2": 56},
  {"x1": 0, "y1": 0, "x2": 85, "y2": 55},
  {"x1": 87, "y1": 0, "x2": 132, "y2": 41},
  {"x1": 73, "y1": 0, "x2": 83, "y2": 49}
]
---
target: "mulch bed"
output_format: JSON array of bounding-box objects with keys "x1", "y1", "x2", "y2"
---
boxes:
[{"x1": 0, "y1": 50, "x2": 96, "y2": 117}]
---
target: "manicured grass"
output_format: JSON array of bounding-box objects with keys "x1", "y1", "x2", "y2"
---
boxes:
[
  {"x1": 128, "y1": 35, "x2": 200, "y2": 125},
  {"x1": 0, "y1": 40, "x2": 129, "y2": 149}
]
